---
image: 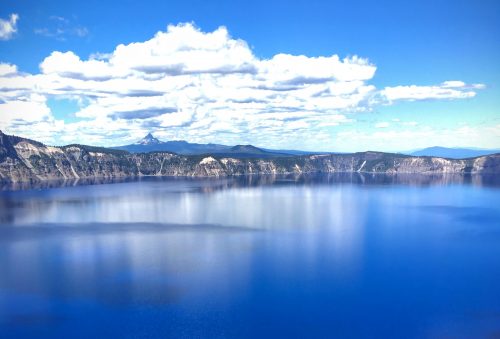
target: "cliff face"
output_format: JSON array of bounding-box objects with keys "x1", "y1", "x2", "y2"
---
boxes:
[{"x1": 0, "y1": 131, "x2": 498, "y2": 183}]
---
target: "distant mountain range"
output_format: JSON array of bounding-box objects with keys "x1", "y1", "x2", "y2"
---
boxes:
[
  {"x1": 113, "y1": 133, "x2": 313, "y2": 158},
  {"x1": 407, "y1": 147, "x2": 500, "y2": 159},
  {"x1": 116, "y1": 133, "x2": 499, "y2": 160}
]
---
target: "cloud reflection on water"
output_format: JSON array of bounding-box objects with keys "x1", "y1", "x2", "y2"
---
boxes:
[{"x1": 0, "y1": 174, "x2": 499, "y2": 338}]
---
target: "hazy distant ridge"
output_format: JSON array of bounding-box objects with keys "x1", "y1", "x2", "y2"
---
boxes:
[{"x1": 409, "y1": 146, "x2": 500, "y2": 159}]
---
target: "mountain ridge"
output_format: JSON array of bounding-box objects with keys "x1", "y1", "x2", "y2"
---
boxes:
[
  {"x1": 113, "y1": 133, "x2": 309, "y2": 157},
  {"x1": 118, "y1": 133, "x2": 500, "y2": 159},
  {"x1": 1, "y1": 130, "x2": 499, "y2": 183}
]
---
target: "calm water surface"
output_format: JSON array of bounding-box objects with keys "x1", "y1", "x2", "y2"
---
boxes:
[{"x1": 0, "y1": 174, "x2": 499, "y2": 338}]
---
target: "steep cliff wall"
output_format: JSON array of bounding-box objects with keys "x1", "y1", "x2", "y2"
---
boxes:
[{"x1": 0, "y1": 131, "x2": 498, "y2": 183}]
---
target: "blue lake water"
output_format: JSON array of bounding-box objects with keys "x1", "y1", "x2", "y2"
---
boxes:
[{"x1": 0, "y1": 174, "x2": 499, "y2": 338}]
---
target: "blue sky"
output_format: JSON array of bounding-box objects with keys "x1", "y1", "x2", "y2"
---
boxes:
[{"x1": 0, "y1": 0, "x2": 499, "y2": 151}]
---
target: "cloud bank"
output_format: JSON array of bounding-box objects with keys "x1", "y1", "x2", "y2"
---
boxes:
[{"x1": 0, "y1": 23, "x2": 486, "y2": 149}]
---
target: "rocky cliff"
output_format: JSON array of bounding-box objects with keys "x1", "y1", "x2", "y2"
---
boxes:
[{"x1": 0, "y1": 130, "x2": 498, "y2": 183}]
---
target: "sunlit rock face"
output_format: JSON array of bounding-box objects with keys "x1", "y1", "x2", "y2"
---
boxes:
[{"x1": 0, "y1": 130, "x2": 498, "y2": 182}]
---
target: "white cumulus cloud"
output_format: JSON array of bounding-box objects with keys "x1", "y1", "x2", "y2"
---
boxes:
[
  {"x1": 0, "y1": 23, "x2": 488, "y2": 149},
  {"x1": 381, "y1": 81, "x2": 479, "y2": 102},
  {"x1": 0, "y1": 63, "x2": 17, "y2": 76},
  {"x1": 0, "y1": 14, "x2": 19, "y2": 40}
]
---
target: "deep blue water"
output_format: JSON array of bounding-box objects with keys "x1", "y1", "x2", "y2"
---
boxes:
[{"x1": 0, "y1": 174, "x2": 499, "y2": 338}]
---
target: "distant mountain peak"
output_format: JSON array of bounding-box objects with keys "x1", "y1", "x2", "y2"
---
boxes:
[{"x1": 136, "y1": 132, "x2": 162, "y2": 145}]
